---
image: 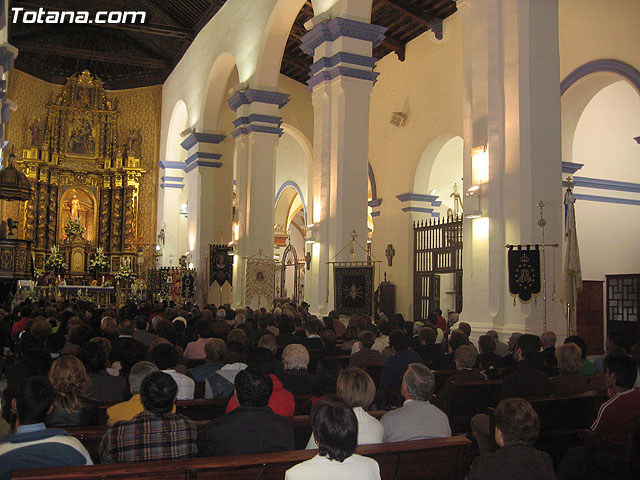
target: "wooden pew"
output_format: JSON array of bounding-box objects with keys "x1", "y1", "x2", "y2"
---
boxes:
[
  {"x1": 527, "y1": 390, "x2": 608, "y2": 433},
  {"x1": 99, "y1": 393, "x2": 318, "y2": 424},
  {"x1": 442, "y1": 379, "x2": 503, "y2": 434},
  {"x1": 175, "y1": 398, "x2": 228, "y2": 421},
  {"x1": 65, "y1": 411, "x2": 388, "y2": 461},
  {"x1": 13, "y1": 435, "x2": 471, "y2": 480}
]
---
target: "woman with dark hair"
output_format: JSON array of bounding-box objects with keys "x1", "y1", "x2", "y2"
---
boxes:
[{"x1": 286, "y1": 396, "x2": 380, "y2": 480}]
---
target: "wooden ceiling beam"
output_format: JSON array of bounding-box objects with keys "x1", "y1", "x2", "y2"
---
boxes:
[
  {"x1": 377, "y1": 0, "x2": 443, "y2": 39},
  {"x1": 282, "y1": 54, "x2": 311, "y2": 74},
  {"x1": 136, "y1": 0, "x2": 190, "y2": 28},
  {"x1": 15, "y1": 42, "x2": 170, "y2": 69},
  {"x1": 380, "y1": 34, "x2": 406, "y2": 61},
  {"x1": 194, "y1": 0, "x2": 226, "y2": 34}
]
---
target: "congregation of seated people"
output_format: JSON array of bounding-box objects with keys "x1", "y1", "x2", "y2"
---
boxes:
[{"x1": 0, "y1": 298, "x2": 638, "y2": 479}]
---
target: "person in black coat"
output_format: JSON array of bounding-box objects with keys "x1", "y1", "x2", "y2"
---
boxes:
[
  {"x1": 78, "y1": 342, "x2": 128, "y2": 404},
  {"x1": 198, "y1": 367, "x2": 294, "y2": 456}
]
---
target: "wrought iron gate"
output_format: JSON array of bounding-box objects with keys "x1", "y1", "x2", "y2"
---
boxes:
[
  {"x1": 413, "y1": 215, "x2": 463, "y2": 322},
  {"x1": 274, "y1": 243, "x2": 305, "y2": 303}
]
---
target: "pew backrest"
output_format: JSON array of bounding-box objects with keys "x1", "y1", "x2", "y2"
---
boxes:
[
  {"x1": 12, "y1": 436, "x2": 471, "y2": 480},
  {"x1": 66, "y1": 411, "x2": 388, "y2": 461}
]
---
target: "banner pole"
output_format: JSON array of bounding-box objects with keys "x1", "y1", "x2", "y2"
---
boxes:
[{"x1": 537, "y1": 201, "x2": 548, "y2": 331}]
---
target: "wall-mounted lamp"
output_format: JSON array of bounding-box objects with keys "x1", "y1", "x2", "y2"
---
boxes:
[
  {"x1": 465, "y1": 209, "x2": 483, "y2": 219},
  {"x1": 471, "y1": 145, "x2": 489, "y2": 184},
  {"x1": 465, "y1": 184, "x2": 481, "y2": 196},
  {"x1": 464, "y1": 179, "x2": 484, "y2": 219},
  {"x1": 305, "y1": 224, "x2": 315, "y2": 244}
]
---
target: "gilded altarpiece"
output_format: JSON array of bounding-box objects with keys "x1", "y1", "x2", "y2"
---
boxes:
[{"x1": 11, "y1": 70, "x2": 152, "y2": 274}]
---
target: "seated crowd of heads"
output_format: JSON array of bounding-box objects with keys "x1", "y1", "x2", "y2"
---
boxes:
[{"x1": 0, "y1": 297, "x2": 638, "y2": 480}]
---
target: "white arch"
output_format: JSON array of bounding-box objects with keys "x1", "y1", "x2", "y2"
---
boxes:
[
  {"x1": 282, "y1": 123, "x2": 312, "y2": 167},
  {"x1": 199, "y1": 52, "x2": 239, "y2": 132},
  {"x1": 411, "y1": 133, "x2": 463, "y2": 221},
  {"x1": 253, "y1": 0, "x2": 306, "y2": 88},
  {"x1": 253, "y1": 0, "x2": 374, "y2": 87},
  {"x1": 561, "y1": 72, "x2": 635, "y2": 165},
  {"x1": 165, "y1": 100, "x2": 189, "y2": 162}
]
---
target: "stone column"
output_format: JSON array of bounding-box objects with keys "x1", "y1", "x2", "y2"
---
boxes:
[
  {"x1": 181, "y1": 132, "x2": 233, "y2": 304},
  {"x1": 300, "y1": 17, "x2": 386, "y2": 315},
  {"x1": 458, "y1": 0, "x2": 564, "y2": 337},
  {"x1": 227, "y1": 89, "x2": 290, "y2": 308}
]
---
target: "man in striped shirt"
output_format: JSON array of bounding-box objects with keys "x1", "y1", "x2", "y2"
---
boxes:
[
  {"x1": 99, "y1": 371, "x2": 197, "y2": 463},
  {"x1": 0, "y1": 376, "x2": 93, "y2": 479}
]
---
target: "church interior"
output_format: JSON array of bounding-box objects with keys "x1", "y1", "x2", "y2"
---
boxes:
[
  {"x1": 0, "y1": 0, "x2": 638, "y2": 354},
  {"x1": 0, "y1": 1, "x2": 639, "y2": 478}
]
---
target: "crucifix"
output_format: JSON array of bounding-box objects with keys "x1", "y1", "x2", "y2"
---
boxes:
[{"x1": 385, "y1": 244, "x2": 395, "y2": 266}]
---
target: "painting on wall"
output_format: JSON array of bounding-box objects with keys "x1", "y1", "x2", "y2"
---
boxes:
[{"x1": 66, "y1": 116, "x2": 97, "y2": 158}]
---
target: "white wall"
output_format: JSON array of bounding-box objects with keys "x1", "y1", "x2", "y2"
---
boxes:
[
  {"x1": 425, "y1": 136, "x2": 464, "y2": 218},
  {"x1": 572, "y1": 80, "x2": 640, "y2": 280},
  {"x1": 275, "y1": 131, "x2": 309, "y2": 208}
]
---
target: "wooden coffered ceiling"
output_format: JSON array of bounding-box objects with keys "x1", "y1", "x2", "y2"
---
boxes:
[{"x1": 8, "y1": 0, "x2": 457, "y2": 90}]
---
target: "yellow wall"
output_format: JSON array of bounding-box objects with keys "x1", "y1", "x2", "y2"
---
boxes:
[
  {"x1": 368, "y1": 16, "x2": 464, "y2": 320},
  {"x1": 559, "y1": 0, "x2": 640, "y2": 78}
]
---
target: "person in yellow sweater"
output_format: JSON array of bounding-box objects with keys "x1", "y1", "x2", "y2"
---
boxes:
[{"x1": 107, "y1": 361, "x2": 174, "y2": 425}]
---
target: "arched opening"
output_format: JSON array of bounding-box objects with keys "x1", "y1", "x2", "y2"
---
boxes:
[
  {"x1": 563, "y1": 67, "x2": 640, "y2": 349},
  {"x1": 159, "y1": 100, "x2": 190, "y2": 267},
  {"x1": 274, "y1": 183, "x2": 307, "y2": 301},
  {"x1": 412, "y1": 134, "x2": 464, "y2": 320},
  {"x1": 413, "y1": 134, "x2": 464, "y2": 221},
  {"x1": 571, "y1": 80, "x2": 640, "y2": 279}
]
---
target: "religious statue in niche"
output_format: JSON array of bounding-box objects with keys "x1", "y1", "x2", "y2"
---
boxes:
[
  {"x1": 29, "y1": 117, "x2": 42, "y2": 147},
  {"x1": 67, "y1": 190, "x2": 92, "y2": 219},
  {"x1": 59, "y1": 188, "x2": 95, "y2": 242},
  {"x1": 67, "y1": 118, "x2": 96, "y2": 156}
]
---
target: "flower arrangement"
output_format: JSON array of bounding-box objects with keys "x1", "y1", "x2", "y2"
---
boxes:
[
  {"x1": 115, "y1": 257, "x2": 136, "y2": 283},
  {"x1": 88, "y1": 247, "x2": 109, "y2": 273},
  {"x1": 64, "y1": 217, "x2": 86, "y2": 237},
  {"x1": 44, "y1": 245, "x2": 67, "y2": 274},
  {"x1": 76, "y1": 289, "x2": 92, "y2": 302}
]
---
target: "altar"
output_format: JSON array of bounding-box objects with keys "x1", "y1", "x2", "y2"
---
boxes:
[{"x1": 10, "y1": 70, "x2": 150, "y2": 280}]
